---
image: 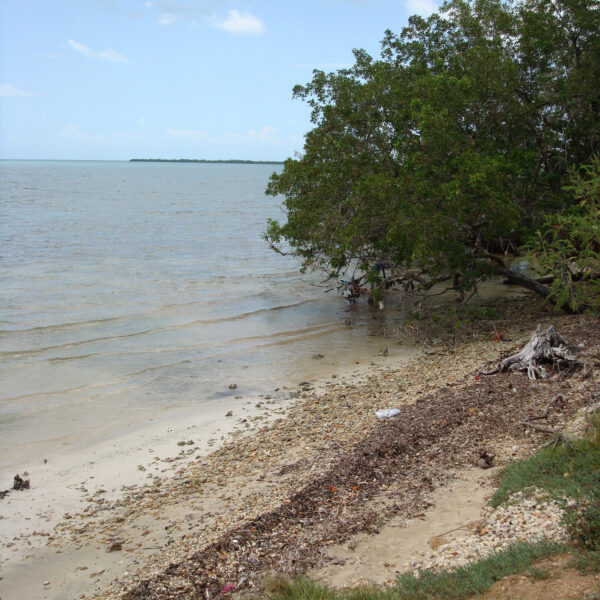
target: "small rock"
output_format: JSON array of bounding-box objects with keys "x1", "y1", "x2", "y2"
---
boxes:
[{"x1": 106, "y1": 541, "x2": 122, "y2": 553}]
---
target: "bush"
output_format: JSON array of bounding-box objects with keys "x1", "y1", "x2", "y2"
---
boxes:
[
  {"x1": 526, "y1": 157, "x2": 600, "y2": 313},
  {"x1": 565, "y1": 497, "x2": 600, "y2": 551}
]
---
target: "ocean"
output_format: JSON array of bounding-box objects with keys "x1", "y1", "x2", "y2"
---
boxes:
[{"x1": 0, "y1": 160, "x2": 401, "y2": 470}]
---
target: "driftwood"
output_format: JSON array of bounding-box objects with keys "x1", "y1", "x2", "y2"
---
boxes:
[{"x1": 479, "y1": 325, "x2": 577, "y2": 380}]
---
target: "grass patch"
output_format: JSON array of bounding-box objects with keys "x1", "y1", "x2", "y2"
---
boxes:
[
  {"x1": 575, "y1": 549, "x2": 600, "y2": 573},
  {"x1": 526, "y1": 566, "x2": 550, "y2": 580},
  {"x1": 490, "y1": 438, "x2": 600, "y2": 508},
  {"x1": 258, "y1": 541, "x2": 565, "y2": 600}
]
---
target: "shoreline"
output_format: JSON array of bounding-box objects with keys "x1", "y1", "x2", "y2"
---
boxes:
[
  {"x1": 1, "y1": 293, "x2": 597, "y2": 600},
  {"x1": 0, "y1": 334, "x2": 419, "y2": 599}
]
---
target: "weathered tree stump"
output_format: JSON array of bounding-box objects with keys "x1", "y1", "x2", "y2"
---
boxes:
[{"x1": 479, "y1": 325, "x2": 577, "y2": 380}]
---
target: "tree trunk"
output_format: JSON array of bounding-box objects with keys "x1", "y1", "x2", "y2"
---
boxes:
[
  {"x1": 494, "y1": 262, "x2": 554, "y2": 298},
  {"x1": 480, "y1": 252, "x2": 581, "y2": 314}
]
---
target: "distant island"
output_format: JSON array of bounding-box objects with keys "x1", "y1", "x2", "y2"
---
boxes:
[{"x1": 130, "y1": 158, "x2": 284, "y2": 165}]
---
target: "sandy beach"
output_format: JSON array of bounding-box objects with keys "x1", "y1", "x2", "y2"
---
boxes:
[{"x1": 1, "y1": 293, "x2": 598, "y2": 600}]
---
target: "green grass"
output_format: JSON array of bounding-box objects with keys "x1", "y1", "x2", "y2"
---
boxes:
[
  {"x1": 575, "y1": 549, "x2": 600, "y2": 573},
  {"x1": 526, "y1": 566, "x2": 550, "y2": 580},
  {"x1": 490, "y1": 435, "x2": 600, "y2": 508},
  {"x1": 258, "y1": 541, "x2": 565, "y2": 600}
]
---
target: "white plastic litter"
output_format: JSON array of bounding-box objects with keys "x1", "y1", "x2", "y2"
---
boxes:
[{"x1": 375, "y1": 408, "x2": 401, "y2": 419}]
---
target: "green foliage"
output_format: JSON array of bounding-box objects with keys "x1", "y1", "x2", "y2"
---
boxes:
[
  {"x1": 575, "y1": 549, "x2": 600, "y2": 572},
  {"x1": 526, "y1": 157, "x2": 600, "y2": 313},
  {"x1": 526, "y1": 566, "x2": 550, "y2": 580},
  {"x1": 257, "y1": 541, "x2": 564, "y2": 600},
  {"x1": 266, "y1": 0, "x2": 600, "y2": 307},
  {"x1": 490, "y1": 438, "x2": 600, "y2": 508}
]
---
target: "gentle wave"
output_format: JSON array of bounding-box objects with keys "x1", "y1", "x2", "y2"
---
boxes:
[
  {"x1": 1, "y1": 358, "x2": 195, "y2": 404},
  {"x1": 0, "y1": 161, "x2": 371, "y2": 470},
  {"x1": 0, "y1": 298, "x2": 324, "y2": 358}
]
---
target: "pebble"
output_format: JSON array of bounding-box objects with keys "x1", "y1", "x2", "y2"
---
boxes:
[{"x1": 412, "y1": 489, "x2": 566, "y2": 571}]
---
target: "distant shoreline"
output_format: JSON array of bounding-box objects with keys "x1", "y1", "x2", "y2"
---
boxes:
[{"x1": 130, "y1": 158, "x2": 284, "y2": 165}]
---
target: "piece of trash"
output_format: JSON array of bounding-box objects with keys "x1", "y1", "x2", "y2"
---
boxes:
[
  {"x1": 375, "y1": 408, "x2": 401, "y2": 419},
  {"x1": 221, "y1": 583, "x2": 235, "y2": 594},
  {"x1": 379, "y1": 301, "x2": 385, "y2": 310},
  {"x1": 13, "y1": 474, "x2": 30, "y2": 490}
]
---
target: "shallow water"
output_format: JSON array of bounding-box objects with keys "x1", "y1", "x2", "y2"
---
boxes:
[{"x1": 1, "y1": 160, "x2": 411, "y2": 470}]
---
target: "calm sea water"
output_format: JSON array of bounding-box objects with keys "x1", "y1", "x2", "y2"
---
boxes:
[{"x1": 0, "y1": 160, "x2": 399, "y2": 469}]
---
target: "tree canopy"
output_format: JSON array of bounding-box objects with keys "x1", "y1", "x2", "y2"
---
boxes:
[{"x1": 265, "y1": 0, "x2": 600, "y2": 310}]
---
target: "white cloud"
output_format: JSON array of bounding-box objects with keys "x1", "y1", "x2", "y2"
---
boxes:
[
  {"x1": 215, "y1": 9, "x2": 265, "y2": 35},
  {"x1": 406, "y1": 0, "x2": 439, "y2": 17},
  {"x1": 96, "y1": 48, "x2": 129, "y2": 62},
  {"x1": 145, "y1": 1, "x2": 153, "y2": 6},
  {"x1": 246, "y1": 125, "x2": 277, "y2": 143},
  {"x1": 68, "y1": 39, "x2": 91, "y2": 55},
  {"x1": 68, "y1": 39, "x2": 129, "y2": 63},
  {"x1": 0, "y1": 84, "x2": 35, "y2": 97},
  {"x1": 158, "y1": 12, "x2": 176, "y2": 25}
]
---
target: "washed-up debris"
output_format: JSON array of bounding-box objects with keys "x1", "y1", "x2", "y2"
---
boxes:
[
  {"x1": 13, "y1": 474, "x2": 30, "y2": 490},
  {"x1": 375, "y1": 408, "x2": 401, "y2": 419}
]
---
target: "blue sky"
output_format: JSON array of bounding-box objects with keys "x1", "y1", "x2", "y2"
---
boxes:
[{"x1": 0, "y1": 0, "x2": 439, "y2": 161}]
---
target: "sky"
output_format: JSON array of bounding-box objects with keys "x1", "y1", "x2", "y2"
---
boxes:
[{"x1": 0, "y1": 0, "x2": 439, "y2": 161}]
